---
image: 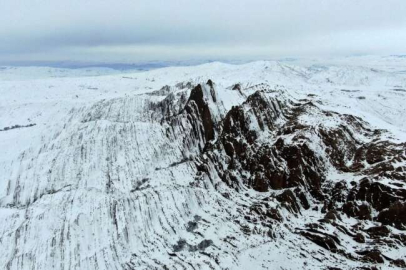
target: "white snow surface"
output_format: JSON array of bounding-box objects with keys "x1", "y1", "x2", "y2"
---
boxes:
[{"x1": 0, "y1": 57, "x2": 406, "y2": 269}]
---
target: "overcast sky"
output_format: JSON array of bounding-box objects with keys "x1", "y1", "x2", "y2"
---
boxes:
[{"x1": 1, "y1": 0, "x2": 406, "y2": 63}]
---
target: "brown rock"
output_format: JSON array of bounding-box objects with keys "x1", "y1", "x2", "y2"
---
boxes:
[
  {"x1": 356, "y1": 249, "x2": 384, "y2": 264},
  {"x1": 300, "y1": 231, "x2": 339, "y2": 252},
  {"x1": 276, "y1": 190, "x2": 301, "y2": 214},
  {"x1": 353, "y1": 233, "x2": 366, "y2": 243},
  {"x1": 365, "y1": 225, "x2": 391, "y2": 238},
  {"x1": 342, "y1": 201, "x2": 372, "y2": 220},
  {"x1": 324, "y1": 210, "x2": 340, "y2": 221},
  {"x1": 376, "y1": 202, "x2": 406, "y2": 230},
  {"x1": 391, "y1": 259, "x2": 406, "y2": 268}
]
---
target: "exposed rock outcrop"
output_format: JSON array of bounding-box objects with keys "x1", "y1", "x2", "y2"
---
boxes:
[{"x1": 188, "y1": 81, "x2": 406, "y2": 268}]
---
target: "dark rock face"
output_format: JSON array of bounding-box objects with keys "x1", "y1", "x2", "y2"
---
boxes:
[
  {"x1": 213, "y1": 92, "x2": 326, "y2": 198},
  {"x1": 353, "y1": 233, "x2": 366, "y2": 243},
  {"x1": 347, "y1": 179, "x2": 406, "y2": 212},
  {"x1": 155, "y1": 80, "x2": 406, "y2": 267},
  {"x1": 173, "y1": 80, "x2": 406, "y2": 267},
  {"x1": 185, "y1": 84, "x2": 216, "y2": 142},
  {"x1": 276, "y1": 190, "x2": 302, "y2": 214},
  {"x1": 365, "y1": 225, "x2": 391, "y2": 238},
  {"x1": 356, "y1": 249, "x2": 384, "y2": 264},
  {"x1": 391, "y1": 259, "x2": 406, "y2": 268},
  {"x1": 342, "y1": 201, "x2": 372, "y2": 220},
  {"x1": 376, "y1": 202, "x2": 406, "y2": 229},
  {"x1": 299, "y1": 230, "x2": 340, "y2": 252}
]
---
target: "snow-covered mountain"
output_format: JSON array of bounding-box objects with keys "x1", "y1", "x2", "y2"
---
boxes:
[{"x1": 0, "y1": 58, "x2": 405, "y2": 270}]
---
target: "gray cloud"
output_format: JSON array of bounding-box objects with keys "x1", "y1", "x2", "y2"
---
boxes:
[{"x1": 1, "y1": 0, "x2": 406, "y2": 63}]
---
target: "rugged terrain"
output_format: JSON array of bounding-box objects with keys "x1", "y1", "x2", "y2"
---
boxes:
[{"x1": 0, "y1": 57, "x2": 406, "y2": 269}]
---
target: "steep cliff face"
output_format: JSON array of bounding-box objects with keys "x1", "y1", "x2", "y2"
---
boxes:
[
  {"x1": 0, "y1": 62, "x2": 405, "y2": 270},
  {"x1": 193, "y1": 83, "x2": 406, "y2": 268}
]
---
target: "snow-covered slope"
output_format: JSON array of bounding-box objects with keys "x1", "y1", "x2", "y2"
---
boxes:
[{"x1": 0, "y1": 58, "x2": 405, "y2": 270}]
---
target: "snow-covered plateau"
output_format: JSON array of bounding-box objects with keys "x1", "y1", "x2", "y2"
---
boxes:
[{"x1": 0, "y1": 56, "x2": 405, "y2": 270}]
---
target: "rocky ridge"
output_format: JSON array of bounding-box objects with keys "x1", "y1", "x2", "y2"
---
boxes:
[
  {"x1": 150, "y1": 80, "x2": 406, "y2": 269},
  {"x1": 0, "y1": 64, "x2": 405, "y2": 270}
]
